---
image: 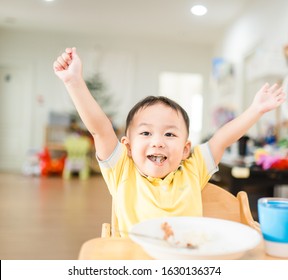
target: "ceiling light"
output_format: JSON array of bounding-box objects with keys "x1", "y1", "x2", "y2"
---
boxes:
[{"x1": 191, "y1": 5, "x2": 208, "y2": 16}]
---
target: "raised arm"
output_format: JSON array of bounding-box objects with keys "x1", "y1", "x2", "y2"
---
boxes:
[
  {"x1": 53, "y1": 47, "x2": 118, "y2": 160},
  {"x1": 209, "y1": 83, "x2": 286, "y2": 165}
]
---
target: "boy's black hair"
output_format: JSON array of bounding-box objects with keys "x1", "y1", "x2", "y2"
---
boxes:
[{"x1": 125, "y1": 96, "x2": 190, "y2": 135}]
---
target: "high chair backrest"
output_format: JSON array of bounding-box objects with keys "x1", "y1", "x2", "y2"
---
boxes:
[
  {"x1": 101, "y1": 182, "x2": 260, "y2": 237},
  {"x1": 201, "y1": 183, "x2": 259, "y2": 231}
]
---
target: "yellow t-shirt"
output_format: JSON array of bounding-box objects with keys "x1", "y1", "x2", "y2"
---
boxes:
[{"x1": 98, "y1": 142, "x2": 218, "y2": 234}]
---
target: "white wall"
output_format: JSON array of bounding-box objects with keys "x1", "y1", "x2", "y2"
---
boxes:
[
  {"x1": 216, "y1": 0, "x2": 288, "y2": 59},
  {"x1": 213, "y1": 0, "x2": 288, "y2": 110},
  {"x1": 211, "y1": 0, "x2": 288, "y2": 139},
  {"x1": 0, "y1": 28, "x2": 213, "y2": 167}
]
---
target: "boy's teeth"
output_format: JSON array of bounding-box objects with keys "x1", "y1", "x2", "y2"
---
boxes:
[{"x1": 149, "y1": 155, "x2": 166, "y2": 163}]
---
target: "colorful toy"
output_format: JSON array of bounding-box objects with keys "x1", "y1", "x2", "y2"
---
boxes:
[
  {"x1": 255, "y1": 148, "x2": 288, "y2": 170},
  {"x1": 38, "y1": 147, "x2": 66, "y2": 176}
]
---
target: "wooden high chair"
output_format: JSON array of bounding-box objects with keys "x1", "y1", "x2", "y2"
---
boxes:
[{"x1": 101, "y1": 183, "x2": 260, "y2": 237}]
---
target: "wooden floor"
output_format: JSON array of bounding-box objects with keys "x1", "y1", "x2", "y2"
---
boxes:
[{"x1": 0, "y1": 172, "x2": 112, "y2": 260}]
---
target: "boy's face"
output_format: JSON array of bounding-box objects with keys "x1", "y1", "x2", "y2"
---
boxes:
[{"x1": 122, "y1": 103, "x2": 191, "y2": 178}]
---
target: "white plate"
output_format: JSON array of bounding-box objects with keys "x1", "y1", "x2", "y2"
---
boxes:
[{"x1": 129, "y1": 216, "x2": 261, "y2": 260}]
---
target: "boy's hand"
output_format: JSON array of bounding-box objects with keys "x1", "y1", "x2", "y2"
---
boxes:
[
  {"x1": 252, "y1": 83, "x2": 286, "y2": 114},
  {"x1": 53, "y1": 47, "x2": 82, "y2": 83}
]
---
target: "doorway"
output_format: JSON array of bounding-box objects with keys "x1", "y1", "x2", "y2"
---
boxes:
[
  {"x1": 159, "y1": 72, "x2": 203, "y2": 145},
  {"x1": 0, "y1": 65, "x2": 32, "y2": 171}
]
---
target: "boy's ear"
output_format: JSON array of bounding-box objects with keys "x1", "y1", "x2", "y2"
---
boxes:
[
  {"x1": 182, "y1": 140, "x2": 191, "y2": 160},
  {"x1": 121, "y1": 136, "x2": 132, "y2": 157}
]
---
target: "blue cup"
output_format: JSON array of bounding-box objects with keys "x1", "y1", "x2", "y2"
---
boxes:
[{"x1": 258, "y1": 197, "x2": 288, "y2": 258}]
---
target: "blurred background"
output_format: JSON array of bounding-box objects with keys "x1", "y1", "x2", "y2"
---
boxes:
[
  {"x1": 1, "y1": 0, "x2": 288, "y2": 172},
  {"x1": 1, "y1": 0, "x2": 288, "y2": 259}
]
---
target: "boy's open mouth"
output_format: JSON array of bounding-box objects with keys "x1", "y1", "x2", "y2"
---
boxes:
[{"x1": 147, "y1": 155, "x2": 167, "y2": 164}]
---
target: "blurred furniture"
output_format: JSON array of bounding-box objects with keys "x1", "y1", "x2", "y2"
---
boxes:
[
  {"x1": 44, "y1": 124, "x2": 101, "y2": 174},
  {"x1": 63, "y1": 135, "x2": 92, "y2": 180},
  {"x1": 211, "y1": 161, "x2": 288, "y2": 219},
  {"x1": 214, "y1": 162, "x2": 288, "y2": 196},
  {"x1": 101, "y1": 182, "x2": 260, "y2": 238},
  {"x1": 45, "y1": 125, "x2": 69, "y2": 151}
]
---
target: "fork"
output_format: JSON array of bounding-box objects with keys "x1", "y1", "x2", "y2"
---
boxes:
[{"x1": 119, "y1": 230, "x2": 198, "y2": 249}]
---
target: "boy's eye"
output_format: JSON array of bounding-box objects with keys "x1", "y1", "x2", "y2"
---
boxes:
[
  {"x1": 140, "y1": 131, "x2": 151, "y2": 136},
  {"x1": 165, "y1": 132, "x2": 176, "y2": 137}
]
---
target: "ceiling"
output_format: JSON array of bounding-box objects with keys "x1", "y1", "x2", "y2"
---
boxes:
[{"x1": 0, "y1": 0, "x2": 253, "y2": 44}]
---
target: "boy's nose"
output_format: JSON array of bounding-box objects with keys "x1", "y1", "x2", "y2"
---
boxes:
[{"x1": 152, "y1": 137, "x2": 165, "y2": 148}]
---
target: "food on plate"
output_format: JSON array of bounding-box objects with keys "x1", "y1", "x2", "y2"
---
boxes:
[
  {"x1": 161, "y1": 222, "x2": 174, "y2": 240},
  {"x1": 161, "y1": 222, "x2": 197, "y2": 249}
]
